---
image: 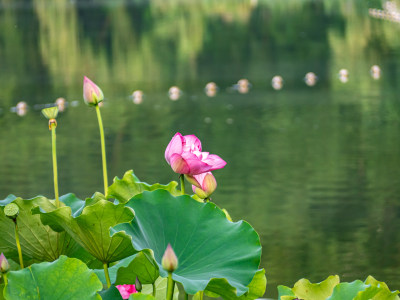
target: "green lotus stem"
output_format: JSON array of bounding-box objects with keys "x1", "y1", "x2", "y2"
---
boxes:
[
  {"x1": 199, "y1": 291, "x2": 204, "y2": 300},
  {"x1": 184, "y1": 292, "x2": 188, "y2": 300},
  {"x1": 152, "y1": 283, "x2": 156, "y2": 297},
  {"x1": 13, "y1": 220, "x2": 24, "y2": 269},
  {"x1": 103, "y1": 263, "x2": 111, "y2": 288},
  {"x1": 51, "y1": 124, "x2": 60, "y2": 208},
  {"x1": 180, "y1": 175, "x2": 185, "y2": 195},
  {"x1": 95, "y1": 104, "x2": 108, "y2": 196},
  {"x1": 2, "y1": 273, "x2": 7, "y2": 285},
  {"x1": 166, "y1": 272, "x2": 175, "y2": 300}
]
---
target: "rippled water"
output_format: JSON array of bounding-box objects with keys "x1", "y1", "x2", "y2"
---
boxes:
[{"x1": 1, "y1": 0, "x2": 400, "y2": 298}]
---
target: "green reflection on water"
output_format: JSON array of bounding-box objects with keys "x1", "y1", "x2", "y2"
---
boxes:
[{"x1": 0, "y1": 0, "x2": 400, "y2": 298}]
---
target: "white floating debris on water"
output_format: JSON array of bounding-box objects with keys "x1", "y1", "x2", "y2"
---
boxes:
[
  {"x1": 271, "y1": 75, "x2": 283, "y2": 90},
  {"x1": 204, "y1": 117, "x2": 212, "y2": 124},
  {"x1": 15, "y1": 101, "x2": 28, "y2": 116},
  {"x1": 370, "y1": 65, "x2": 381, "y2": 80},
  {"x1": 169, "y1": 86, "x2": 182, "y2": 101},
  {"x1": 226, "y1": 118, "x2": 234, "y2": 125},
  {"x1": 132, "y1": 90, "x2": 144, "y2": 104},
  {"x1": 55, "y1": 97, "x2": 66, "y2": 112},
  {"x1": 304, "y1": 72, "x2": 318, "y2": 86},
  {"x1": 338, "y1": 69, "x2": 349, "y2": 83},
  {"x1": 205, "y1": 82, "x2": 218, "y2": 97},
  {"x1": 235, "y1": 79, "x2": 251, "y2": 94}
]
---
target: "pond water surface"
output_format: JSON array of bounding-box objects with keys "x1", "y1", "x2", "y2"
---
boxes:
[{"x1": 0, "y1": 0, "x2": 400, "y2": 298}]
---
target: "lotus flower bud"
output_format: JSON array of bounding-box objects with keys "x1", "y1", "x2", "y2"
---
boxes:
[
  {"x1": 83, "y1": 76, "x2": 104, "y2": 106},
  {"x1": 135, "y1": 276, "x2": 142, "y2": 292},
  {"x1": 4, "y1": 203, "x2": 19, "y2": 220},
  {"x1": 42, "y1": 106, "x2": 59, "y2": 130},
  {"x1": 162, "y1": 243, "x2": 178, "y2": 272},
  {"x1": 0, "y1": 253, "x2": 10, "y2": 273},
  {"x1": 186, "y1": 172, "x2": 217, "y2": 199}
]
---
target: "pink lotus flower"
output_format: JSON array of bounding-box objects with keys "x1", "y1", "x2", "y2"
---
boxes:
[
  {"x1": 165, "y1": 133, "x2": 226, "y2": 175},
  {"x1": 186, "y1": 172, "x2": 217, "y2": 199},
  {"x1": 116, "y1": 284, "x2": 137, "y2": 299},
  {"x1": 83, "y1": 76, "x2": 104, "y2": 106}
]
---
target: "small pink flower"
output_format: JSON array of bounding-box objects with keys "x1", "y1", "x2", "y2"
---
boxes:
[
  {"x1": 186, "y1": 172, "x2": 217, "y2": 199},
  {"x1": 165, "y1": 133, "x2": 226, "y2": 175},
  {"x1": 83, "y1": 76, "x2": 104, "y2": 106},
  {"x1": 116, "y1": 284, "x2": 137, "y2": 299}
]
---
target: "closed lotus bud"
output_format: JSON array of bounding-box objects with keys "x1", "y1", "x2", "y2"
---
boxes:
[
  {"x1": 162, "y1": 243, "x2": 178, "y2": 272},
  {"x1": 83, "y1": 76, "x2": 104, "y2": 106},
  {"x1": 0, "y1": 253, "x2": 10, "y2": 273},
  {"x1": 4, "y1": 203, "x2": 19, "y2": 220},
  {"x1": 135, "y1": 276, "x2": 142, "y2": 292},
  {"x1": 186, "y1": 172, "x2": 217, "y2": 199}
]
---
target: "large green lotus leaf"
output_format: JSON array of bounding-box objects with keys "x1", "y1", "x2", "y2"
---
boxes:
[
  {"x1": 0, "y1": 195, "x2": 17, "y2": 206},
  {"x1": 99, "y1": 286, "x2": 123, "y2": 300},
  {"x1": 68, "y1": 242, "x2": 103, "y2": 269},
  {"x1": 60, "y1": 193, "x2": 86, "y2": 216},
  {"x1": 33, "y1": 198, "x2": 137, "y2": 263},
  {"x1": 115, "y1": 250, "x2": 159, "y2": 285},
  {"x1": 95, "y1": 255, "x2": 133, "y2": 285},
  {"x1": 290, "y1": 275, "x2": 340, "y2": 300},
  {"x1": 356, "y1": 276, "x2": 400, "y2": 300},
  {"x1": 112, "y1": 190, "x2": 261, "y2": 296},
  {"x1": 278, "y1": 285, "x2": 295, "y2": 298},
  {"x1": 326, "y1": 280, "x2": 371, "y2": 300},
  {"x1": 4, "y1": 255, "x2": 102, "y2": 300},
  {"x1": 107, "y1": 170, "x2": 180, "y2": 203},
  {"x1": 141, "y1": 277, "x2": 179, "y2": 300},
  {"x1": 205, "y1": 269, "x2": 266, "y2": 299},
  {"x1": 0, "y1": 196, "x2": 79, "y2": 263},
  {"x1": 95, "y1": 250, "x2": 158, "y2": 285}
]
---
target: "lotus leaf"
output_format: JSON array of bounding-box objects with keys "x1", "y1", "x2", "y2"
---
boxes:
[
  {"x1": 278, "y1": 275, "x2": 400, "y2": 300},
  {"x1": 205, "y1": 269, "x2": 266, "y2": 299},
  {"x1": 327, "y1": 280, "x2": 371, "y2": 300},
  {"x1": 0, "y1": 196, "x2": 78, "y2": 263},
  {"x1": 107, "y1": 170, "x2": 180, "y2": 203},
  {"x1": 141, "y1": 277, "x2": 179, "y2": 300},
  {"x1": 33, "y1": 198, "x2": 136, "y2": 263},
  {"x1": 95, "y1": 249, "x2": 158, "y2": 285},
  {"x1": 112, "y1": 190, "x2": 261, "y2": 296},
  {"x1": 357, "y1": 276, "x2": 400, "y2": 300},
  {"x1": 99, "y1": 286, "x2": 123, "y2": 300},
  {"x1": 3, "y1": 255, "x2": 102, "y2": 300}
]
